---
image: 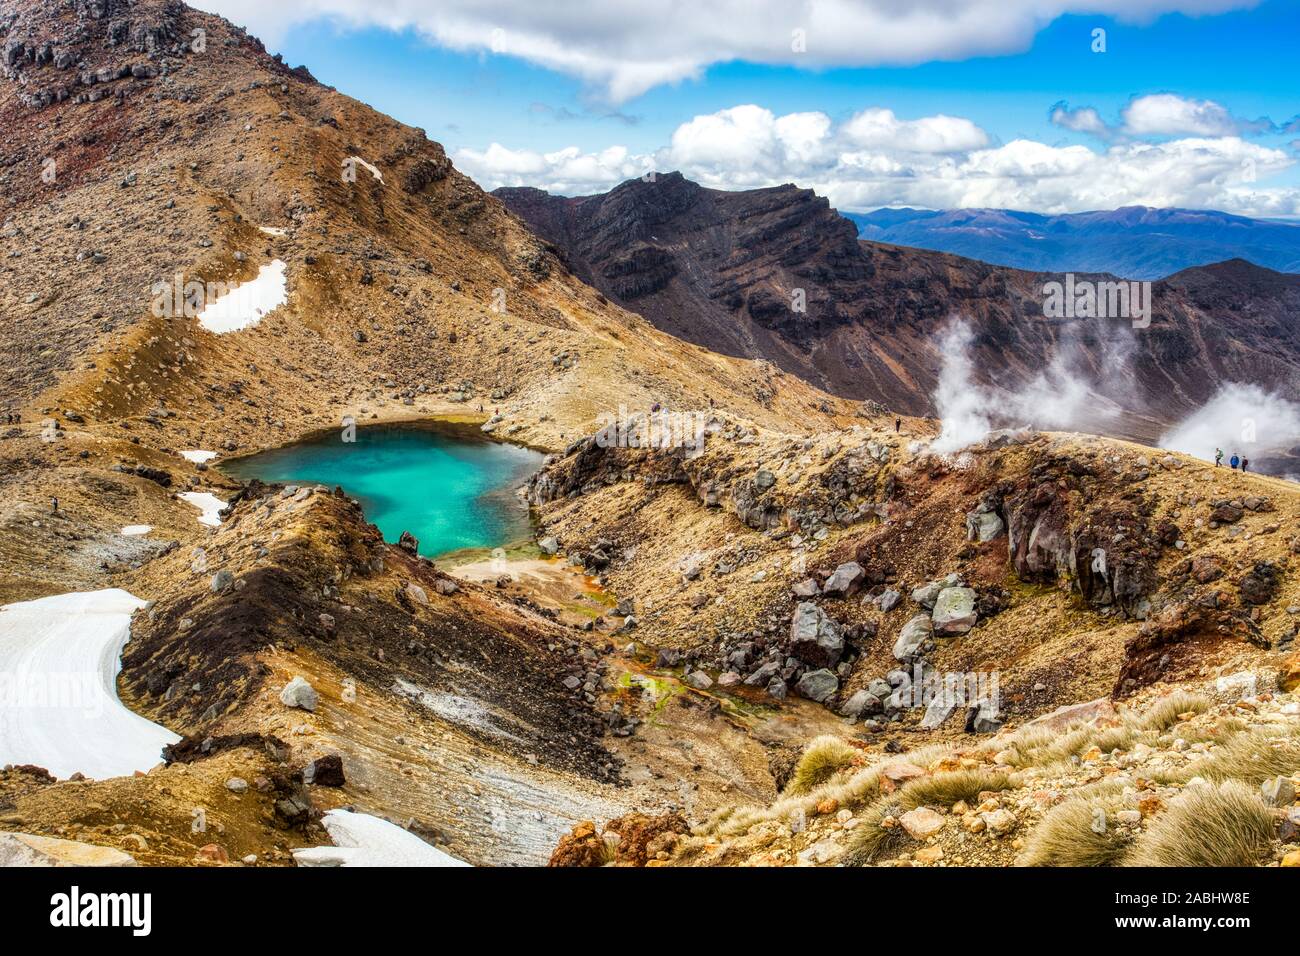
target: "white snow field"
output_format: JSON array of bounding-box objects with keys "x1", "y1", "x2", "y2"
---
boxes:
[
  {"x1": 120, "y1": 525, "x2": 153, "y2": 536},
  {"x1": 0, "y1": 589, "x2": 179, "y2": 779},
  {"x1": 180, "y1": 449, "x2": 218, "y2": 464},
  {"x1": 178, "y1": 491, "x2": 225, "y2": 527},
  {"x1": 196, "y1": 259, "x2": 287, "y2": 333},
  {"x1": 292, "y1": 810, "x2": 470, "y2": 867}
]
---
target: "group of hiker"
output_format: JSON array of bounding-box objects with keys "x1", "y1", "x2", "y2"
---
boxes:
[{"x1": 1214, "y1": 448, "x2": 1250, "y2": 472}]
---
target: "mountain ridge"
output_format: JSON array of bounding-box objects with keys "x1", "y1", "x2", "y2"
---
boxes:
[{"x1": 844, "y1": 205, "x2": 1300, "y2": 279}]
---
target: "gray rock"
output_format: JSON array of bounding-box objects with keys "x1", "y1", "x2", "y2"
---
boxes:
[
  {"x1": 745, "y1": 661, "x2": 781, "y2": 686},
  {"x1": 789, "y1": 601, "x2": 844, "y2": 667},
  {"x1": 766, "y1": 677, "x2": 788, "y2": 700},
  {"x1": 210, "y1": 569, "x2": 233, "y2": 593},
  {"x1": 877, "y1": 589, "x2": 901, "y2": 612},
  {"x1": 754, "y1": 469, "x2": 776, "y2": 490},
  {"x1": 791, "y1": 578, "x2": 820, "y2": 598},
  {"x1": 911, "y1": 573, "x2": 962, "y2": 609},
  {"x1": 795, "y1": 668, "x2": 839, "y2": 703},
  {"x1": 965, "y1": 510, "x2": 1005, "y2": 543},
  {"x1": 892, "y1": 614, "x2": 932, "y2": 660},
  {"x1": 538, "y1": 536, "x2": 559, "y2": 556},
  {"x1": 931, "y1": 587, "x2": 978, "y2": 635},
  {"x1": 434, "y1": 579, "x2": 458, "y2": 596},
  {"x1": 405, "y1": 582, "x2": 429, "y2": 605},
  {"x1": 685, "y1": 671, "x2": 713, "y2": 690},
  {"x1": 839, "y1": 689, "x2": 878, "y2": 718},
  {"x1": 822, "y1": 561, "x2": 864, "y2": 597},
  {"x1": 279, "y1": 676, "x2": 318, "y2": 712}
]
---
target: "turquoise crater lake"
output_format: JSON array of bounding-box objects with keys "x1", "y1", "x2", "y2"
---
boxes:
[{"x1": 221, "y1": 424, "x2": 544, "y2": 558}]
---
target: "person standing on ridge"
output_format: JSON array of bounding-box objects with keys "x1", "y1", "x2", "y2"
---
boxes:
[
  {"x1": 1241, "y1": 457, "x2": 1249, "y2": 473},
  {"x1": 895, "y1": 417, "x2": 901, "y2": 433},
  {"x1": 1230, "y1": 454, "x2": 1240, "y2": 470},
  {"x1": 50, "y1": 496, "x2": 58, "y2": 514},
  {"x1": 1215, "y1": 448, "x2": 1223, "y2": 467}
]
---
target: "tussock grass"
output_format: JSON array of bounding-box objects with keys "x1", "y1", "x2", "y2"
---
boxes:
[
  {"x1": 1140, "y1": 692, "x2": 1211, "y2": 732},
  {"x1": 893, "y1": 768, "x2": 1013, "y2": 811},
  {"x1": 844, "y1": 769, "x2": 1015, "y2": 866},
  {"x1": 1175, "y1": 727, "x2": 1300, "y2": 786},
  {"x1": 784, "y1": 735, "x2": 859, "y2": 795},
  {"x1": 1162, "y1": 716, "x2": 1247, "y2": 747},
  {"x1": 1124, "y1": 781, "x2": 1274, "y2": 867},
  {"x1": 1020, "y1": 789, "x2": 1135, "y2": 867}
]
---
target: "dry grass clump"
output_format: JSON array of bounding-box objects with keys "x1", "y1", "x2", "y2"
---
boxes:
[
  {"x1": 1139, "y1": 691, "x2": 1211, "y2": 732},
  {"x1": 1123, "y1": 781, "x2": 1274, "y2": 867},
  {"x1": 894, "y1": 768, "x2": 1013, "y2": 811},
  {"x1": 783, "y1": 735, "x2": 859, "y2": 796},
  {"x1": 1019, "y1": 787, "x2": 1135, "y2": 867},
  {"x1": 844, "y1": 769, "x2": 1015, "y2": 866},
  {"x1": 1163, "y1": 716, "x2": 1247, "y2": 746},
  {"x1": 1175, "y1": 726, "x2": 1300, "y2": 786}
]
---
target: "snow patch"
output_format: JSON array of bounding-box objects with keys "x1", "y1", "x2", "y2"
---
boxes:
[
  {"x1": 0, "y1": 589, "x2": 180, "y2": 779},
  {"x1": 196, "y1": 260, "x2": 287, "y2": 334},
  {"x1": 180, "y1": 449, "x2": 218, "y2": 464},
  {"x1": 178, "y1": 491, "x2": 225, "y2": 527},
  {"x1": 293, "y1": 810, "x2": 469, "y2": 867},
  {"x1": 258, "y1": 226, "x2": 287, "y2": 236},
  {"x1": 120, "y1": 525, "x2": 152, "y2": 536}
]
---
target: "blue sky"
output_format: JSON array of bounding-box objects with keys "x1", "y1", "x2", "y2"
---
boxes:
[{"x1": 201, "y1": 0, "x2": 1300, "y2": 213}]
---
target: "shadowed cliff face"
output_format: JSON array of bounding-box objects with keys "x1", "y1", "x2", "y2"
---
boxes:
[{"x1": 497, "y1": 175, "x2": 1300, "y2": 444}]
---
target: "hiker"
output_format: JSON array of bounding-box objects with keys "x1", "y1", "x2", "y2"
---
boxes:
[
  {"x1": 1241, "y1": 457, "x2": 1249, "y2": 472},
  {"x1": 1230, "y1": 454, "x2": 1240, "y2": 470},
  {"x1": 1215, "y1": 448, "x2": 1223, "y2": 467},
  {"x1": 895, "y1": 417, "x2": 901, "y2": 433},
  {"x1": 50, "y1": 496, "x2": 58, "y2": 514}
]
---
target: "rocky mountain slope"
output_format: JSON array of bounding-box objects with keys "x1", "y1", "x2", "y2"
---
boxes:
[
  {"x1": 846, "y1": 206, "x2": 1300, "y2": 280},
  {"x1": 523, "y1": 413, "x2": 1300, "y2": 867},
  {"x1": 0, "y1": 0, "x2": 851, "y2": 865},
  {"x1": 0, "y1": 0, "x2": 1295, "y2": 869},
  {"x1": 497, "y1": 176, "x2": 1300, "y2": 445}
]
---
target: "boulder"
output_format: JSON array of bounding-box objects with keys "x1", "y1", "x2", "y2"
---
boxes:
[
  {"x1": 822, "y1": 561, "x2": 864, "y2": 597},
  {"x1": 839, "y1": 689, "x2": 877, "y2": 718},
  {"x1": 209, "y1": 569, "x2": 233, "y2": 593},
  {"x1": 1021, "y1": 696, "x2": 1115, "y2": 732},
  {"x1": 892, "y1": 614, "x2": 932, "y2": 660},
  {"x1": 931, "y1": 587, "x2": 978, "y2": 635},
  {"x1": 538, "y1": 536, "x2": 559, "y2": 556},
  {"x1": 744, "y1": 661, "x2": 781, "y2": 686},
  {"x1": 877, "y1": 589, "x2": 901, "y2": 612},
  {"x1": 397, "y1": 530, "x2": 419, "y2": 554},
  {"x1": 911, "y1": 573, "x2": 960, "y2": 610},
  {"x1": 791, "y1": 578, "x2": 820, "y2": 598},
  {"x1": 789, "y1": 602, "x2": 844, "y2": 667},
  {"x1": 279, "y1": 676, "x2": 318, "y2": 712},
  {"x1": 684, "y1": 671, "x2": 713, "y2": 690},
  {"x1": 795, "y1": 668, "x2": 839, "y2": 703},
  {"x1": 965, "y1": 510, "x2": 1005, "y2": 543}
]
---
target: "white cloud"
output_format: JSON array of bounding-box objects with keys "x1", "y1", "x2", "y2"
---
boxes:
[
  {"x1": 457, "y1": 103, "x2": 1300, "y2": 217},
  {"x1": 196, "y1": 0, "x2": 1259, "y2": 102},
  {"x1": 1052, "y1": 93, "x2": 1277, "y2": 140},
  {"x1": 1123, "y1": 94, "x2": 1259, "y2": 136}
]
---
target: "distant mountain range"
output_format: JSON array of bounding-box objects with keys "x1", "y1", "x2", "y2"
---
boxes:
[
  {"x1": 843, "y1": 207, "x2": 1300, "y2": 280},
  {"x1": 497, "y1": 174, "x2": 1300, "y2": 461}
]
